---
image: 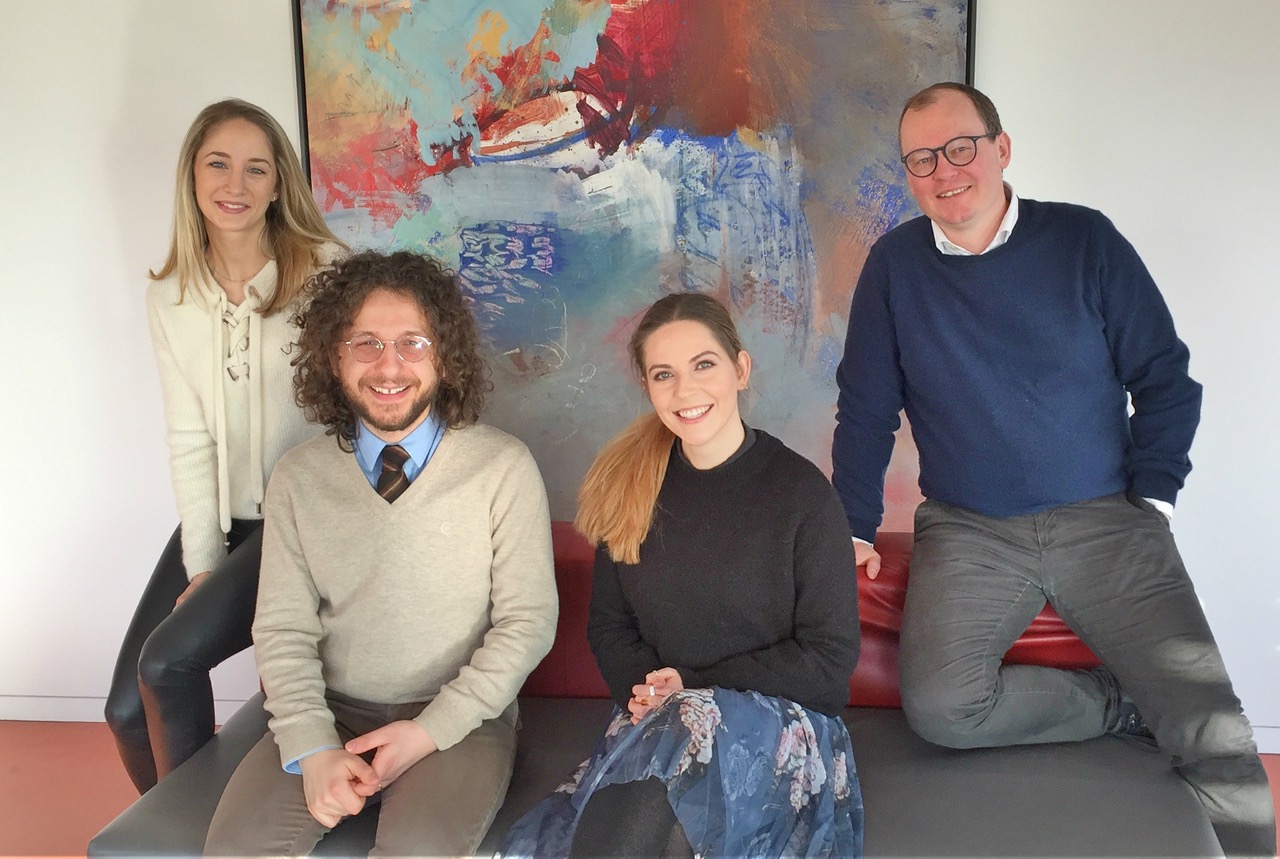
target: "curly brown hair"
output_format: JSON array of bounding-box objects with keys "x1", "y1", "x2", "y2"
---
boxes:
[{"x1": 291, "y1": 250, "x2": 491, "y2": 449}]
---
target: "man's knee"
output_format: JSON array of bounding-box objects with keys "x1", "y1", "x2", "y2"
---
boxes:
[
  {"x1": 900, "y1": 676, "x2": 996, "y2": 749},
  {"x1": 1161, "y1": 706, "x2": 1261, "y2": 766}
]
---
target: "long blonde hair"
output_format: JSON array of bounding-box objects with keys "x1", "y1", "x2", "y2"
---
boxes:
[
  {"x1": 148, "y1": 98, "x2": 344, "y2": 315},
  {"x1": 575, "y1": 293, "x2": 745, "y2": 563}
]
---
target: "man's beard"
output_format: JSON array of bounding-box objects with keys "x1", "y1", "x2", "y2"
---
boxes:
[{"x1": 346, "y1": 379, "x2": 437, "y2": 435}]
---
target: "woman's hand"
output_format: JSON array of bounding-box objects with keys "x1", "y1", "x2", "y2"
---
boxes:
[
  {"x1": 175, "y1": 571, "x2": 211, "y2": 608},
  {"x1": 628, "y1": 667, "x2": 684, "y2": 724}
]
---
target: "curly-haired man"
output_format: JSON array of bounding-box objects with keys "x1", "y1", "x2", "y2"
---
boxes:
[{"x1": 205, "y1": 250, "x2": 558, "y2": 856}]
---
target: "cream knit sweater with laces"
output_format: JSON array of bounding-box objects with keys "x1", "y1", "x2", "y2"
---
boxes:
[{"x1": 145, "y1": 244, "x2": 340, "y2": 577}]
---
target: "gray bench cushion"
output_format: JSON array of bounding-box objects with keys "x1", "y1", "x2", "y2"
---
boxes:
[
  {"x1": 843, "y1": 708, "x2": 1220, "y2": 856},
  {"x1": 90, "y1": 694, "x2": 1220, "y2": 857}
]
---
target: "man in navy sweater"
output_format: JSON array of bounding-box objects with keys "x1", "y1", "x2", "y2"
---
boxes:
[{"x1": 832, "y1": 82, "x2": 1273, "y2": 856}]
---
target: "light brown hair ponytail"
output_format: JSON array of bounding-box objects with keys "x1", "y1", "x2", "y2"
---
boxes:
[{"x1": 574, "y1": 412, "x2": 673, "y2": 564}]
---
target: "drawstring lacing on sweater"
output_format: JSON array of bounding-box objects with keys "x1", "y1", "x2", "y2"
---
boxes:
[
  {"x1": 210, "y1": 280, "x2": 268, "y2": 535},
  {"x1": 223, "y1": 307, "x2": 251, "y2": 381}
]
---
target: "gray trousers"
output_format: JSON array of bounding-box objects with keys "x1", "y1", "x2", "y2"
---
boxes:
[
  {"x1": 898, "y1": 493, "x2": 1275, "y2": 857},
  {"x1": 204, "y1": 692, "x2": 516, "y2": 857}
]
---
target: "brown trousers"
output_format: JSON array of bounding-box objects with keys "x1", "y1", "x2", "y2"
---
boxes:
[{"x1": 204, "y1": 692, "x2": 516, "y2": 857}]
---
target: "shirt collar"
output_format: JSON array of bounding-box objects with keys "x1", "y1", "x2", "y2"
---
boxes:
[
  {"x1": 353, "y1": 411, "x2": 444, "y2": 475},
  {"x1": 932, "y1": 183, "x2": 1019, "y2": 256}
]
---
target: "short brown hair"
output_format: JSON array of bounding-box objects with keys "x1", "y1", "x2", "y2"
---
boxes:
[
  {"x1": 291, "y1": 250, "x2": 491, "y2": 449},
  {"x1": 899, "y1": 82, "x2": 1003, "y2": 143}
]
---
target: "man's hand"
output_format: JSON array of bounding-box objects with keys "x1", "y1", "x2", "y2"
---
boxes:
[
  {"x1": 345, "y1": 720, "x2": 438, "y2": 789},
  {"x1": 298, "y1": 749, "x2": 380, "y2": 828},
  {"x1": 629, "y1": 667, "x2": 684, "y2": 724},
  {"x1": 854, "y1": 541, "x2": 882, "y2": 580},
  {"x1": 175, "y1": 571, "x2": 211, "y2": 608}
]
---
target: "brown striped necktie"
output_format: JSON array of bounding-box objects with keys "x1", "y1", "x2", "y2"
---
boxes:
[{"x1": 376, "y1": 444, "x2": 411, "y2": 503}]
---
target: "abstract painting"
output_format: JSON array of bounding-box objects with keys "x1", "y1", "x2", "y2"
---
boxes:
[{"x1": 295, "y1": 0, "x2": 971, "y2": 523}]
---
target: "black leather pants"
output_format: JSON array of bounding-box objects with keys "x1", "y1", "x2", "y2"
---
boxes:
[{"x1": 104, "y1": 520, "x2": 261, "y2": 793}]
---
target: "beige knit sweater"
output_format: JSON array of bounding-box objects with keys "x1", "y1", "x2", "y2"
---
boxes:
[{"x1": 253, "y1": 424, "x2": 559, "y2": 766}]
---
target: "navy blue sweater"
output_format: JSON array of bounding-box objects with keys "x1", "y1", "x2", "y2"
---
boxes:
[{"x1": 833, "y1": 199, "x2": 1202, "y2": 542}]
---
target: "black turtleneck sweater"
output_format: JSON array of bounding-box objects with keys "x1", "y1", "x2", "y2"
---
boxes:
[{"x1": 587, "y1": 428, "x2": 860, "y2": 717}]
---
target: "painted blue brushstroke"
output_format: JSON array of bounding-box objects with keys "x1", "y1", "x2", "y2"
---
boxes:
[
  {"x1": 854, "y1": 163, "x2": 915, "y2": 238},
  {"x1": 456, "y1": 220, "x2": 656, "y2": 374},
  {"x1": 640, "y1": 127, "x2": 818, "y2": 355},
  {"x1": 457, "y1": 222, "x2": 564, "y2": 368}
]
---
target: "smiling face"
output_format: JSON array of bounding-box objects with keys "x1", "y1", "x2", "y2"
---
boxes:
[
  {"x1": 641, "y1": 319, "x2": 751, "y2": 470},
  {"x1": 192, "y1": 118, "x2": 278, "y2": 242},
  {"x1": 899, "y1": 88, "x2": 1011, "y2": 252},
  {"x1": 337, "y1": 288, "x2": 439, "y2": 443}
]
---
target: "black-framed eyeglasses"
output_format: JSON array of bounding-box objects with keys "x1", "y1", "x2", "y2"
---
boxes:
[
  {"x1": 901, "y1": 133, "x2": 999, "y2": 178},
  {"x1": 343, "y1": 335, "x2": 433, "y2": 363}
]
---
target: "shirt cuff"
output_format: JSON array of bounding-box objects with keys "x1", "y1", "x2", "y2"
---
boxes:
[
  {"x1": 283, "y1": 744, "x2": 341, "y2": 774},
  {"x1": 852, "y1": 536, "x2": 873, "y2": 547},
  {"x1": 1143, "y1": 497, "x2": 1174, "y2": 522}
]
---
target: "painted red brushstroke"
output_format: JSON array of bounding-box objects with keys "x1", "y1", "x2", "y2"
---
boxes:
[
  {"x1": 567, "y1": 0, "x2": 682, "y2": 155},
  {"x1": 475, "y1": 21, "x2": 559, "y2": 131},
  {"x1": 310, "y1": 118, "x2": 442, "y2": 227},
  {"x1": 331, "y1": 0, "x2": 760, "y2": 186},
  {"x1": 667, "y1": 0, "x2": 753, "y2": 135},
  {"x1": 561, "y1": 0, "x2": 757, "y2": 151},
  {"x1": 463, "y1": 1, "x2": 687, "y2": 166}
]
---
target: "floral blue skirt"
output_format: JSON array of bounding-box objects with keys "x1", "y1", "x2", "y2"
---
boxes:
[{"x1": 496, "y1": 687, "x2": 863, "y2": 858}]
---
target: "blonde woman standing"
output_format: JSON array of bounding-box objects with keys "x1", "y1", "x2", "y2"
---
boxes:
[{"x1": 105, "y1": 99, "x2": 344, "y2": 793}]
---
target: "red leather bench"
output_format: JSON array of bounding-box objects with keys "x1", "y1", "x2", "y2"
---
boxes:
[{"x1": 525, "y1": 524, "x2": 1102, "y2": 709}]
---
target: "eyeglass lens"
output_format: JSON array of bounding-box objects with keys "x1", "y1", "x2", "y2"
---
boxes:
[
  {"x1": 904, "y1": 136, "x2": 983, "y2": 178},
  {"x1": 348, "y1": 337, "x2": 430, "y2": 363}
]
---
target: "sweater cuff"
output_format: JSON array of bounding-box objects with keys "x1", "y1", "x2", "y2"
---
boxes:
[
  {"x1": 675, "y1": 666, "x2": 705, "y2": 690},
  {"x1": 413, "y1": 698, "x2": 469, "y2": 753},
  {"x1": 271, "y1": 718, "x2": 342, "y2": 770},
  {"x1": 181, "y1": 535, "x2": 228, "y2": 580},
  {"x1": 1129, "y1": 472, "x2": 1182, "y2": 508},
  {"x1": 848, "y1": 518, "x2": 878, "y2": 544}
]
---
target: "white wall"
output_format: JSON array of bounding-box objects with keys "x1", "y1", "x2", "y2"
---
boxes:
[
  {"x1": 2, "y1": 1, "x2": 1276, "y2": 750},
  {"x1": 974, "y1": 0, "x2": 1280, "y2": 751},
  {"x1": 0, "y1": 1, "x2": 299, "y2": 722}
]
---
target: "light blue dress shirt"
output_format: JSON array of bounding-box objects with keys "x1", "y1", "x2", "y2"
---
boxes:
[{"x1": 352, "y1": 412, "x2": 447, "y2": 489}]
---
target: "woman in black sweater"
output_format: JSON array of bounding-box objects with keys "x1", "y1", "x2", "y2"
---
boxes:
[{"x1": 499, "y1": 294, "x2": 863, "y2": 858}]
